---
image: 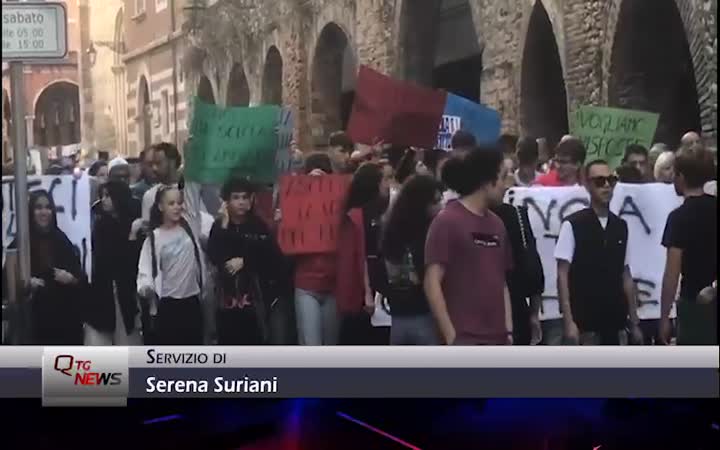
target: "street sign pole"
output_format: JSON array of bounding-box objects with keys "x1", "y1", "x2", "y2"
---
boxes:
[{"x1": 9, "y1": 62, "x2": 31, "y2": 292}]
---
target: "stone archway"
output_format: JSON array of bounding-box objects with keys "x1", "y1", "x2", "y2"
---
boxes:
[
  {"x1": 261, "y1": 46, "x2": 283, "y2": 105},
  {"x1": 138, "y1": 76, "x2": 152, "y2": 150},
  {"x1": 608, "y1": 0, "x2": 701, "y2": 148},
  {"x1": 197, "y1": 75, "x2": 215, "y2": 104},
  {"x1": 33, "y1": 82, "x2": 81, "y2": 147},
  {"x1": 311, "y1": 22, "x2": 356, "y2": 147},
  {"x1": 398, "y1": 0, "x2": 482, "y2": 101},
  {"x1": 520, "y1": 0, "x2": 568, "y2": 149},
  {"x1": 227, "y1": 64, "x2": 250, "y2": 107}
]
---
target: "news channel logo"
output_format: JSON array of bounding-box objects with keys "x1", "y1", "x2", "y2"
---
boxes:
[{"x1": 42, "y1": 347, "x2": 129, "y2": 407}]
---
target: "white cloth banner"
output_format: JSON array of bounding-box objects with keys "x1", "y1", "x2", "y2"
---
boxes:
[
  {"x1": 437, "y1": 115, "x2": 462, "y2": 151},
  {"x1": 505, "y1": 183, "x2": 682, "y2": 321},
  {"x1": 2, "y1": 174, "x2": 92, "y2": 278}
]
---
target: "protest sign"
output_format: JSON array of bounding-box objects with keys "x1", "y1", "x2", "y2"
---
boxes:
[
  {"x1": 347, "y1": 66, "x2": 446, "y2": 149},
  {"x1": 277, "y1": 174, "x2": 351, "y2": 255},
  {"x1": 437, "y1": 115, "x2": 462, "y2": 150},
  {"x1": 275, "y1": 108, "x2": 294, "y2": 175},
  {"x1": 570, "y1": 106, "x2": 659, "y2": 169},
  {"x1": 505, "y1": 183, "x2": 681, "y2": 321},
  {"x1": 2, "y1": 174, "x2": 93, "y2": 278},
  {"x1": 442, "y1": 93, "x2": 501, "y2": 146},
  {"x1": 185, "y1": 98, "x2": 281, "y2": 185}
]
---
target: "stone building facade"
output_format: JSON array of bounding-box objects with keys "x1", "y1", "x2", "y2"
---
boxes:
[
  {"x1": 2, "y1": 0, "x2": 82, "y2": 158},
  {"x1": 130, "y1": 0, "x2": 717, "y2": 153}
]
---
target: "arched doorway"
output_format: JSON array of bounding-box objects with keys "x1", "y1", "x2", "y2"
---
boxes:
[
  {"x1": 609, "y1": 0, "x2": 701, "y2": 148},
  {"x1": 138, "y1": 76, "x2": 152, "y2": 150},
  {"x1": 399, "y1": 0, "x2": 482, "y2": 101},
  {"x1": 197, "y1": 75, "x2": 215, "y2": 104},
  {"x1": 262, "y1": 46, "x2": 283, "y2": 105},
  {"x1": 33, "y1": 82, "x2": 81, "y2": 147},
  {"x1": 311, "y1": 23, "x2": 356, "y2": 147},
  {"x1": 520, "y1": 1, "x2": 568, "y2": 149},
  {"x1": 227, "y1": 64, "x2": 250, "y2": 107}
]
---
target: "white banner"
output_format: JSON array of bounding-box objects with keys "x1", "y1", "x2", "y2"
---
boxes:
[
  {"x1": 2, "y1": 174, "x2": 92, "y2": 278},
  {"x1": 437, "y1": 115, "x2": 462, "y2": 151},
  {"x1": 505, "y1": 183, "x2": 682, "y2": 321}
]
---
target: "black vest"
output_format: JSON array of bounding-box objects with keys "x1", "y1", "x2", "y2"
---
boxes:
[{"x1": 567, "y1": 209, "x2": 629, "y2": 332}]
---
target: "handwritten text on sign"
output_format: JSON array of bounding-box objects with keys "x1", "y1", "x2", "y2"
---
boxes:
[
  {"x1": 2, "y1": 175, "x2": 93, "y2": 277},
  {"x1": 570, "y1": 106, "x2": 659, "y2": 170},
  {"x1": 505, "y1": 184, "x2": 681, "y2": 321},
  {"x1": 278, "y1": 175, "x2": 351, "y2": 255}
]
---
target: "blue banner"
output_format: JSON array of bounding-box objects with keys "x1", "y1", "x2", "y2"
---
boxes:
[{"x1": 442, "y1": 93, "x2": 501, "y2": 146}]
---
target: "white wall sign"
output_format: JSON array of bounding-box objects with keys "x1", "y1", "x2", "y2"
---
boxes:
[
  {"x1": 506, "y1": 183, "x2": 682, "y2": 321},
  {"x1": 2, "y1": 2, "x2": 68, "y2": 60},
  {"x1": 2, "y1": 174, "x2": 92, "y2": 278}
]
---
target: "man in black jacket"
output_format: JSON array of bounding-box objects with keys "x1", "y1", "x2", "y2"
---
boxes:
[{"x1": 555, "y1": 160, "x2": 642, "y2": 345}]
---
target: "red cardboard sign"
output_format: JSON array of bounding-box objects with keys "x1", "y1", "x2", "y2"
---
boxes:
[
  {"x1": 347, "y1": 66, "x2": 447, "y2": 149},
  {"x1": 278, "y1": 174, "x2": 351, "y2": 255}
]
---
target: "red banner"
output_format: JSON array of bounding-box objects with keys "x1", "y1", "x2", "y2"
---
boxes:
[
  {"x1": 278, "y1": 174, "x2": 351, "y2": 255},
  {"x1": 347, "y1": 66, "x2": 447, "y2": 149}
]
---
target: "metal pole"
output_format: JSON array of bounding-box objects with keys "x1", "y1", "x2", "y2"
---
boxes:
[{"x1": 9, "y1": 62, "x2": 31, "y2": 290}]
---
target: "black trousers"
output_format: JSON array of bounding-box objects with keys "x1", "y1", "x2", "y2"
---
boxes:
[
  {"x1": 155, "y1": 296, "x2": 203, "y2": 345},
  {"x1": 339, "y1": 313, "x2": 389, "y2": 345},
  {"x1": 216, "y1": 308, "x2": 263, "y2": 345}
]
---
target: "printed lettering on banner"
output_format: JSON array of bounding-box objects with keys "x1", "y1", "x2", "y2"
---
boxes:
[
  {"x1": 2, "y1": 174, "x2": 93, "y2": 278},
  {"x1": 505, "y1": 184, "x2": 681, "y2": 321},
  {"x1": 437, "y1": 115, "x2": 461, "y2": 151},
  {"x1": 278, "y1": 174, "x2": 351, "y2": 255}
]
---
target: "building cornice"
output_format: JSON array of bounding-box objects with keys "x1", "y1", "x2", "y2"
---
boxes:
[{"x1": 122, "y1": 30, "x2": 186, "y2": 64}]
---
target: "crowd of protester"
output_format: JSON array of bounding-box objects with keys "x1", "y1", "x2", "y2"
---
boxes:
[{"x1": 4, "y1": 127, "x2": 717, "y2": 346}]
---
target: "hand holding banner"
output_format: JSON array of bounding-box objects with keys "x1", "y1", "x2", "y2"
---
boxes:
[{"x1": 278, "y1": 174, "x2": 351, "y2": 255}]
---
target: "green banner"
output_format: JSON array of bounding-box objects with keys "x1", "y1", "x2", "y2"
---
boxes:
[
  {"x1": 570, "y1": 105, "x2": 660, "y2": 169},
  {"x1": 185, "y1": 98, "x2": 281, "y2": 184}
]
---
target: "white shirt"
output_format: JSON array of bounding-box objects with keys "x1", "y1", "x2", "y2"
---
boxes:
[
  {"x1": 554, "y1": 217, "x2": 630, "y2": 267},
  {"x1": 138, "y1": 225, "x2": 201, "y2": 299}
]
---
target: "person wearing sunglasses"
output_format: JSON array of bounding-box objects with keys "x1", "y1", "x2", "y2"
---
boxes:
[{"x1": 554, "y1": 159, "x2": 642, "y2": 345}]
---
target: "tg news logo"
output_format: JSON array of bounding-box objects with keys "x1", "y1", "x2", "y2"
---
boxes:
[{"x1": 42, "y1": 347, "x2": 129, "y2": 407}]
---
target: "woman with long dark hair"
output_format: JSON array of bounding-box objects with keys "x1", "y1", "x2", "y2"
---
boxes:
[
  {"x1": 336, "y1": 162, "x2": 391, "y2": 344},
  {"x1": 137, "y1": 185, "x2": 205, "y2": 344},
  {"x1": 22, "y1": 190, "x2": 86, "y2": 345},
  {"x1": 85, "y1": 181, "x2": 142, "y2": 345},
  {"x1": 382, "y1": 175, "x2": 443, "y2": 345}
]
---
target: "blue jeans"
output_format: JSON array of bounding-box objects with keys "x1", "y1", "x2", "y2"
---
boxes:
[
  {"x1": 390, "y1": 314, "x2": 440, "y2": 345},
  {"x1": 294, "y1": 289, "x2": 339, "y2": 345}
]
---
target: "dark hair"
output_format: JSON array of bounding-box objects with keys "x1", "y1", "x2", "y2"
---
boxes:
[
  {"x1": 126, "y1": 157, "x2": 140, "y2": 165},
  {"x1": 555, "y1": 139, "x2": 587, "y2": 165},
  {"x1": 440, "y1": 155, "x2": 466, "y2": 192},
  {"x1": 139, "y1": 147, "x2": 154, "y2": 162},
  {"x1": 615, "y1": 164, "x2": 644, "y2": 184},
  {"x1": 675, "y1": 148, "x2": 715, "y2": 189},
  {"x1": 29, "y1": 189, "x2": 58, "y2": 233},
  {"x1": 88, "y1": 160, "x2": 107, "y2": 177},
  {"x1": 99, "y1": 181, "x2": 134, "y2": 221},
  {"x1": 584, "y1": 159, "x2": 609, "y2": 179},
  {"x1": 344, "y1": 162, "x2": 383, "y2": 213},
  {"x1": 451, "y1": 130, "x2": 476, "y2": 150},
  {"x1": 221, "y1": 177, "x2": 257, "y2": 201},
  {"x1": 152, "y1": 142, "x2": 182, "y2": 168},
  {"x1": 517, "y1": 136, "x2": 539, "y2": 166},
  {"x1": 498, "y1": 134, "x2": 519, "y2": 155},
  {"x1": 304, "y1": 152, "x2": 333, "y2": 174},
  {"x1": 382, "y1": 175, "x2": 441, "y2": 262},
  {"x1": 623, "y1": 144, "x2": 649, "y2": 163},
  {"x1": 447, "y1": 145, "x2": 504, "y2": 196},
  {"x1": 328, "y1": 131, "x2": 354, "y2": 152}
]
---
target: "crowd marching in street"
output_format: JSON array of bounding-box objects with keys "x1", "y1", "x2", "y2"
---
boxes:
[{"x1": 2, "y1": 128, "x2": 717, "y2": 347}]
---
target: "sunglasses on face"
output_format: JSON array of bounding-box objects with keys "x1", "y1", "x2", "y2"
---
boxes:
[{"x1": 589, "y1": 175, "x2": 619, "y2": 188}]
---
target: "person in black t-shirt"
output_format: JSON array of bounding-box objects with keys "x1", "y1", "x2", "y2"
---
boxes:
[{"x1": 660, "y1": 148, "x2": 717, "y2": 345}]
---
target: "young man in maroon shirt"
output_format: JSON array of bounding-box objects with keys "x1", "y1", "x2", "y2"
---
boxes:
[{"x1": 424, "y1": 146, "x2": 514, "y2": 345}]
